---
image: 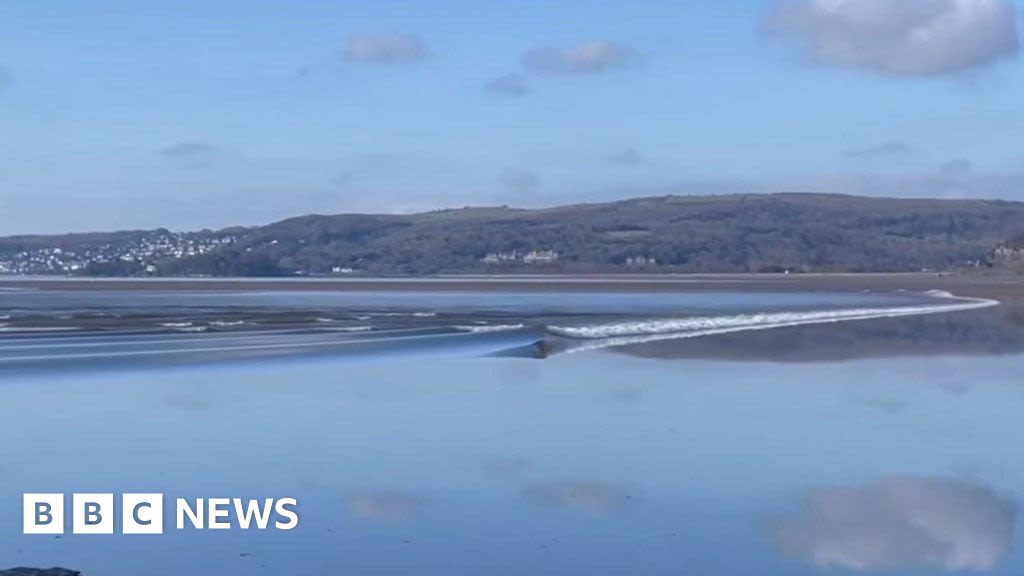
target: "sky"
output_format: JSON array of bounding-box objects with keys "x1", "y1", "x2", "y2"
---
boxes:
[{"x1": 0, "y1": 0, "x2": 1022, "y2": 234}]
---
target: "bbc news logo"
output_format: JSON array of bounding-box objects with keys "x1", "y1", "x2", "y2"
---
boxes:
[{"x1": 23, "y1": 494, "x2": 299, "y2": 535}]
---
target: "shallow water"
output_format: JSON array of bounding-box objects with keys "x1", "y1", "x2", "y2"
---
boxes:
[
  {"x1": 1, "y1": 288, "x2": 1021, "y2": 575},
  {"x1": 0, "y1": 289, "x2": 996, "y2": 372}
]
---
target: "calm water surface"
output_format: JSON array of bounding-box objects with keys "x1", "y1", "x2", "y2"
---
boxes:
[{"x1": 1, "y1": 288, "x2": 1020, "y2": 575}]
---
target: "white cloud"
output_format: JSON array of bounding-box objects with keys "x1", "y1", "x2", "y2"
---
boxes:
[
  {"x1": 523, "y1": 40, "x2": 638, "y2": 75},
  {"x1": 332, "y1": 170, "x2": 354, "y2": 187},
  {"x1": 939, "y1": 158, "x2": 974, "y2": 176},
  {"x1": 343, "y1": 34, "x2": 429, "y2": 64},
  {"x1": 159, "y1": 141, "x2": 215, "y2": 168},
  {"x1": 501, "y1": 169, "x2": 540, "y2": 192},
  {"x1": 817, "y1": 159, "x2": 1024, "y2": 198},
  {"x1": 484, "y1": 73, "x2": 529, "y2": 97},
  {"x1": 609, "y1": 148, "x2": 646, "y2": 166},
  {"x1": 772, "y1": 477, "x2": 1016, "y2": 572},
  {"x1": 160, "y1": 141, "x2": 212, "y2": 157},
  {"x1": 846, "y1": 141, "x2": 914, "y2": 160},
  {"x1": 765, "y1": 0, "x2": 1019, "y2": 77}
]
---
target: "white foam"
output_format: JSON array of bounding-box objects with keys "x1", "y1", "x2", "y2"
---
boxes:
[
  {"x1": 454, "y1": 324, "x2": 526, "y2": 333},
  {"x1": 358, "y1": 311, "x2": 438, "y2": 318},
  {"x1": 551, "y1": 293, "x2": 999, "y2": 354},
  {"x1": 160, "y1": 322, "x2": 194, "y2": 328},
  {"x1": 0, "y1": 326, "x2": 81, "y2": 333},
  {"x1": 210, "y1": 320, "x2": 246, "y2": 327},
  {"x1": 322, "y1": 325, "x2": 374, "y2": 333}
]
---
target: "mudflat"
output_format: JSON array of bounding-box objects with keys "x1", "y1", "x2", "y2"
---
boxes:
[{"x1": 1, "y1": 273, "x2": 1021, "y2": 300}]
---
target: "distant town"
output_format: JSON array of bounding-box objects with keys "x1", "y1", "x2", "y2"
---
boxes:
[
  {"x1": 481, "y1": 250, "x2": 560, "y2": 265},
  {"x1": 0, "y1": 231, "x2": 237, "y2": 275}
]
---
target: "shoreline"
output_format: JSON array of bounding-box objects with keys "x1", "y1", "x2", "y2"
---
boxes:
[{"x1": 0, "y1": 273, "x2": 1021, "y2": 299}]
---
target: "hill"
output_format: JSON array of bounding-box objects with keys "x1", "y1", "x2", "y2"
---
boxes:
[{"x1": 2, "y1": 194, "x2": 1023, "y2": 276}]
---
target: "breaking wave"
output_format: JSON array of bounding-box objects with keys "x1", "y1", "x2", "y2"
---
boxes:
[
  {"x1": 549, "y1": 293, "x2": 998, "y2": 353},
  {"x1": 321, "y1": 325, "x2": 374, "y2": 333},
  {"x1": 0, "y1": 326, "x2": 81, "y2": 333},
  {"x1": 454, "y1": 324, "x2": 527, "y2": 334},
  {"x1": 0, "y1": 289, "x2": 1000, "y2": 371}
]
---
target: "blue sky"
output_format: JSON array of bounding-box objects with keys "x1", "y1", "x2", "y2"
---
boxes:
[{"x1": 0, "y1": 0, "x2": 1021, "y2": 233}]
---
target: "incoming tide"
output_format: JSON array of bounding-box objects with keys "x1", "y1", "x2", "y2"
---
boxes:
[
  {"x1": 0, "y1": 286, "x2": 997, "y2": 372},
  {"x1": 1, "y1": 280, "x2": 1022, "y2": 575}
]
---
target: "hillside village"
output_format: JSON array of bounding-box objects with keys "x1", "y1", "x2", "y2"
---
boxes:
[
  {"x1": 0, "y1": 231, "x2": 236, "y2": 275},
  {"x1": 992, "y1": 237, "x2": 1024, "y2": 270},
  {"x1": 481, "y1": 250, "x2": 560, "y2": 265}
]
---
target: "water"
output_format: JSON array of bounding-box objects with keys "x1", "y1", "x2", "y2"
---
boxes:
[
  {"x1": 0, "y1": 289, "x2": 996, "y2": 371},
  {"x1": 1, "y1": 286, "x2": 1021, "y2": 575}
]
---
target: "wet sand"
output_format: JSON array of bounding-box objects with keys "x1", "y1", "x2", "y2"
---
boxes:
[{"x1": 0, "y1": 273, "x2": 1021, "y2": 299}]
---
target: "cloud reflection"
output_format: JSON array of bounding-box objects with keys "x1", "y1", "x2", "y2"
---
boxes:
[
  {"x1": 772, "y1": 477, "x2": 1016, "y2": 572},
  {"x1": 482, "y1": 457, "x2": 532, "y2": 481},
  {"x1": 348, "y1": 491, "x2": 427, "y2": 523},
  {"x1": 522, "y1": 480, "x2": 631, "y2": 516}
]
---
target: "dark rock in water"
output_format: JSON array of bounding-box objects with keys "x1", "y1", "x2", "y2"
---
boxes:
[{"x1": 0, "y1": 565, "x2": 80, "y2": 569}]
